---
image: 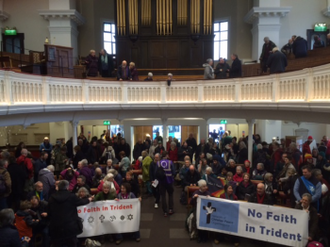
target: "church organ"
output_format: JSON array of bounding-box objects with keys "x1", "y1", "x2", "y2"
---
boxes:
[{"x1": 115, "y1": 0, "x2": 214, "y2": 73}]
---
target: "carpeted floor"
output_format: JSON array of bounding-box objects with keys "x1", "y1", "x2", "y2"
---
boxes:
[{"x1": 98, "y1": 186, "x2": 285, "y2": 247}]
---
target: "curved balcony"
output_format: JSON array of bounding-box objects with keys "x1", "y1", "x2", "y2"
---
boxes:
[{"x1": 0, "y1": 64, "x2": 330, "y2": 126}]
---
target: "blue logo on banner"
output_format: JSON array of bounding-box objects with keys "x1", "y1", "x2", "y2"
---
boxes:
[{"x1": 199, "y1": 198, "x2": 239, "y2": 233}]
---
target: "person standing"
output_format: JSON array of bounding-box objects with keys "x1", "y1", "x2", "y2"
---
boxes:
[
  {"x1": 117, "y1": 60, "x2": 132, "y2": 80},
  {"x1": 259, "y1": 37, "x2": 276, "y2": 73},
  {"x1": 203, "y1": 58, "x2": 214, "y2": 79},
  {"x1": 214, "y1": 58, "x2": 230, "y2": 79},
  {"x1": 292, "y1": 35, "x2": 308, "y2": 58},
  {"x1": 149, "y1": 153, "x2": 161, "y2": 208},
  {"x1": 39, "y1": 137, "x2": 52, "y2": 164},
  {"x1": 267, "y1": 47, "x2": 287, "y2": 74},
  {"x1": 98, "y1": 49, "x2": 114, "y2": 77},
  {"x1": 17, "y1": 149, "x2": 34, "y2": 195},
  {"x1": 129, "y1": 62, "x2": 139, "y2": 81},
  {"x1": 0, "y1": 160, "x2": 11, "y2": 210},
  {"x1": 157, "y1": 152, "x2": 175, "y2": 217},
  {"x1": 85, "y1": 50, "x2": 99, "y2": 77},
  {"x1": 48, "y1": 180, "x2": 93, "y2": 247},
  {"x1": 229, "y1": 54, "x2": 242, "y2": 78}
]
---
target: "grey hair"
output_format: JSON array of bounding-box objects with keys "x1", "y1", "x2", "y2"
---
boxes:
[
  {"x1": 34, "y1": 181, "x2": 43, "y2": 188},
  {"x1": 108, "y1": 168, "x2": 118, "y2": 176},
  {"x1": 81, "y1": 159, "x2": 88, "y2": 166},
  {"x1": 264, "y1": 37, "x2": 270, "y2": 41},
  {"x1": 264, "y1": 172, "x2": 273, "y2": 181},
  {"x1": 168, "y1": 73, "x2": 173, "y2": 77},
  {"x1": 102, "y1": 181, "x2": 112, "y2": 189},
  {"x1": 227, "y1": 159, "x2": 236, "y2": 165},
  {"x1": 58, "y1": 180, "x2": 69, "y2": 190},
  {"x1": 257, "y1": 163, "x2": 265, "y2": 169},
  {"x1": 302, "y1": 193, "x2": 312, "y2": 203},
  {"x1": 95, "y1": 167, "x2": 102, "y2": 173},
  {"x1": 170, "y1": 141, "x2": 176, "y2": 146},
  {"x1": 198, "y1": 179, "x2": 207, "y2": 187},
  {"x1": 206, "y1": 167, "x2": 213, "y2": 172},
  {"x1": 312, "y1": 169, "x2": 322, "y2": 177},
  {"x1": 272, "y1": 47, "x2": 279, "y2": 52},
  {"x1": 206, "y1": 58, "x2": 213, "y2": 63},
  {"x1": 236, "y1": 166, "x2": 243, "y2": 172},
  {"x1": 0, "y1": 208, "x2": 15, "y2": 227},
  {"x1": 104, "y1": 173, "x2": 114, "y2": 182},
  {"x1": 76, "y1": 187, "x2": 90, "y2": 197},
  {"x1": 239, "y1": 141, "x2": 246, "y2": 150},
  {"x1": 107, "y1": 159, "x2": 113, "y2": 164},
  {"x1": 257, "y1": 144, "x2": 263, "y2": 150},
  {"x1": 47, "y1": 165, "x2": 55, "y2": 172},
  {"x1": 148, "y1": 72, "x2": 153, "y2": 77}
]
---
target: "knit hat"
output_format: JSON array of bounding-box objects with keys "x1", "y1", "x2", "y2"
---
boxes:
[
  {"x1": 304, "y1": 153, "x2": 313, "y2": 160},
  {"x1": 307, "y1": 136, "x2": 313, "y2": 140},
  {"x1": 318, "y1": 151, "x2": 326, "y2": 159},
  {"x1": 244, "y1": 160, "x2": 251, "y2": 164}
]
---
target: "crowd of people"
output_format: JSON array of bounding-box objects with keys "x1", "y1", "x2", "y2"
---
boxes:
[{"x1": 0, "y1": 131, "x2": 330, "y2": 246}]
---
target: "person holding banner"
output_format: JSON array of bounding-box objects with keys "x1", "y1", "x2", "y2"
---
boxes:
[
  {"x1": 248, "y1": 183, "x2": 273, "y2": 205},
  {"x1": 295, "y1": 193, "x2": 319, "y2": 242},
  {"x1": 114, "y1": 183, "x2": 141, "y2": 244},
  {"x1": 94, "y1": 181, "x2": 116, "y2": 201},
  {"x1": 48, "y1": 180, "x2": 93, "y2": 247},
  {"x1": 293, "y1": 165, "x2": 322, "y2": 211},
  {"x1": 189, "y1": 179, "x2": 211, "y2": 243}
]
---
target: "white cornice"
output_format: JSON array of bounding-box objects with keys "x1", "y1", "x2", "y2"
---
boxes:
[
  {"x1": 244, "y1": 7, "x2": 292, "y2": 24},
  {"x1": 0, "y1": 10, "x2": 9, "y2": 21},
  {"x1": 39, "y1": 9, "x2": 85, "y2": 26}
]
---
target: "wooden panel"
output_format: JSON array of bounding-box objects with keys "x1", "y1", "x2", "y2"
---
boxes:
[
  {"x1": 131, "y1": 47, "x2": 139, "y2": 64},
  {"x1": 180, "y1": 41, "x2": 190, "y2": 67},
  {"x1": 166, "y1": 41, "x2": 179, "y2": 58},
  {"x1": 190, "y1": 46, "x2": 202, "y2": 67},
  {"x1": 150, "y1": 41, "x2": 164, "y2": 57},
  {"x1": 133, "y1": 126, "x2": 153, "y2": 144},
  {"x1": 181, "y1": 126, "x2": 199, "y2": 144},
  {"x1": 140, "y1": 41, "x2": 149, "y2": 67}
]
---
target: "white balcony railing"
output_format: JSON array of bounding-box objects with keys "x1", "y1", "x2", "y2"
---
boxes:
[{"x1": 0, "y1": 64, "x2": 330, "y2": 108}]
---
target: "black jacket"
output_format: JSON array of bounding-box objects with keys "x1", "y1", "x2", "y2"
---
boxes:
[
  {"x1": 248, "y1": 192, "x2": 273, "y2": 205},
  {"x1": 98, "y1": 54, "x2": 114, "y2": 77},
  {"x1": 133, "y1": 143, "x2": 146, "y2": 161},
  {"x1": 292, "y1": 37, "x2": 308, "y2": 58},
  {"x1": 236, "y1": 181, "x2": 255, "y2": 200},
  {"x1": 48, "y1": 189, "x2": 89, "y2": 240},
  {"x1": 229, "y1": 59, "x2": 242, "y2": 78},
  {"x1": 7, "y1": 162, "x2": 27, "y2": 197},
  {"x1": 117, "y1": 65, "x2": 131, "y2": 80},
  {"x1": 267, "y1": 51, "x2": 287, "y2": 74},
  {"x1": 184, "y1": 170, "x2": 201, "y2": 187},
  {"x1": 215, "y1": 62, "x2": 230, "y2": 79},
  {"x1": 0, "y1": 224, "x2": 29, "y2": 247}
]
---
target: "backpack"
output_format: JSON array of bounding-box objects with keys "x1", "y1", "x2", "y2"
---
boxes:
[
  {"x1": 307, "y1": 241, "x2": 324, "y2": 247},
  {"x1": 0, "y1": 170, "x2": 8, "y2": 196}
]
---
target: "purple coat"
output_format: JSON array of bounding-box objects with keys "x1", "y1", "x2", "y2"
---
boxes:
[{"x1": 79, "y1": 166, "x2": 93, "y2": 186}]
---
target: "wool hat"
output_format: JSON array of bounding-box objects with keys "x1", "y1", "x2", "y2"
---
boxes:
[
  {"x1": 308, "y1": 136, "x2": 313, "y2": 140},
  {"x1": 304, "y1": 153, "x2": 313, "y2": 159}
]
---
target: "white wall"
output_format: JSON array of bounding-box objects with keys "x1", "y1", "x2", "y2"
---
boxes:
[
  {"x1": 3, "y1": 0, "x2": 49, "y2": 53},
  {"x1": 281, "y1": 122, "x2": 327, "y2": 143},
  {"x1": 280, "y1": 0, "x2": 328, "y2": 48}
]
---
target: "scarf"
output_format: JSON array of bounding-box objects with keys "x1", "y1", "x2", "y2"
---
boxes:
[
  {"x1": 301, "y1": 176, "x2": 319, "y2": 211},
  {"x1": 35, "y1": 191, "x2": 44, "y2": 201},
  {"x1": 225, "y1": 192, "x2": 234, "y2": 200},
  {"x1": 101, "y1": 54, "x2": 108, "y2": 64},
  {"x1": 257, "y1": 193, "x2": 265, "y2": 204}
]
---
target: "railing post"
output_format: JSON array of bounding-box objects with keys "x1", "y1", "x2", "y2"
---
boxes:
[
  {"x1": 235, "y1": 79, "x2": 241, "y2": 102},
  {"x1": 272, "y1": 74, "x2": 279, "y2": 102},
  {"x1": 121, "y1": 82, "x2": 128, "y2": 103},
  {"x1": 198, "y1": 82, "x2": 203, "y2": 102},
  {"x1": 82, "y1": 79, "x2": 89, "y2": 103},
  {"x1": 4, "y1": 71, "x2": 13, "y2": 105},
  {"x1": 161, "y1": 83, "x2": 166, "y2": 103},
  {"x1": 42, "y1": 76, "x2": 50, "y2": 104},
  {"x1": 305, "y1": 68, "x2": 313, "y2": 102}
]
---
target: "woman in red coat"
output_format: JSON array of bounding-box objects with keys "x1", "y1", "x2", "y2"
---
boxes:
[{"x1": 168, "y1": 142, "x2": 178, "y2": 162}]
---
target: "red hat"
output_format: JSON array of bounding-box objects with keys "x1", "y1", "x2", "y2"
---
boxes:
[
  {"x1": 308, "y1": 136, "x2": 313, "y2": 140},
  {"x1": 244, "y1": 160, "x2": 250, "y2": 164},
  {"x1": 304, "y1": 153, "x2": 312, "y2": 160}
]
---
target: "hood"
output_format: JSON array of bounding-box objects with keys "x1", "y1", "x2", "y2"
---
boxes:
[
  {"x1": 318, "y1": 151, "x2": 326, "y2": 159},
  {"x1": 50, "y1": 190, "x2": 72, "y2": 203},
  {"x1": 203, "y1": 63, "x2": 211, "y2": 68},
  {"x1": 39, "y1": 168, "x2": 51, "y2": 177}
]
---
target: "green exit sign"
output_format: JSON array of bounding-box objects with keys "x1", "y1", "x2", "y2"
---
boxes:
[
  {"x1": 4, "y1": 30, "x2": 17, "y2": 36},
  {"x1": 220, "y1": 120, "x2": 227, "y2": 124},
  {"x1": 103, "y1": 121, "x2": 111, "y2": 125}
]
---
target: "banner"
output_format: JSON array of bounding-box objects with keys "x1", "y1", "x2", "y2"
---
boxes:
[
  {"x1": 204, "y1": 175, "x2": 225, "y2": 197},
  {"x1": 196, "y1": 196, "x2": 309, "y2": 247},
  {"x1": 77, "y1": 199, "x2": 141, "y2": 238}
]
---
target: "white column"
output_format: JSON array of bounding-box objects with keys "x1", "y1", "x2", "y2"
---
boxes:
[
  {"x1": 162, "y1": 118, "x2": 168, "y2": 148},
  {"x1": 72, "y1": 121, "x2": 78, "y2": 147},
  {"x1": 246, "y1": 119, "x2": 256, "y2": 164},
  {"x1": 244, "y1": 1, "x2": 291, "y2": 60},
  {"x1": 39, "y1": 0, "x2": 85, "y2": 59}
]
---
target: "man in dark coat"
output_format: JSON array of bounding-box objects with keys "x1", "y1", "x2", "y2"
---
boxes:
[
  {"x1": 186, "y1": 133, "x2": 197, "y2": 157},
  {"x1": 248, "y1": 183, "x2": 273, "y2": 205},
  {"x1": 183, "y1": 165, "x2": 201, "y2": 189},
  {"x1": 214, "y1": 58, "x2": 230, "y2": 79},
  {"x1": 133, "y1": 139, "x2": 146, "y2": 161},
  {"x1": 292, "y1": 35, "x2": 308, "y2": 58},
  {"x1": 259, "y1": 37, "x2": 276, "y2": 73},
  {"x1": 267, "y1": 47, "x2": 287, "y2": 74},
  {"x1": 48, "y1": 180, "x2": 92, "y2": 246},
  {"x1": 117, "y1": 60, "x2": 132, "y2": 80},
  {"x1": 98, "y1": 49, "x2": 114, "y2": 77},
  {"x1": 229, "y1": 54, "x2": 242, "y2": 78}
]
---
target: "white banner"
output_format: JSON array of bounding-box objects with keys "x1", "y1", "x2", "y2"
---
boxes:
[
  {"x1": 196, "y1": 196, "x2": 309, "y2": 247},
  {"x1": 77, "y1": 199, "x2": 141, "y2": 238}
]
